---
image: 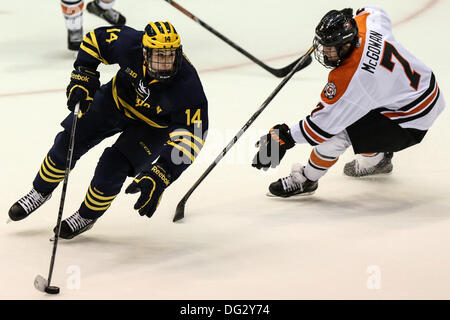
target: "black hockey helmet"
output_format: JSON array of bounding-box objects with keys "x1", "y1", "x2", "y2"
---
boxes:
[
  {"x1": 313, "y1": 8, "x2": 359, "y2": 68},
  {"x1": 142, "y1": 21, "x2": 183, "y2": 82}
]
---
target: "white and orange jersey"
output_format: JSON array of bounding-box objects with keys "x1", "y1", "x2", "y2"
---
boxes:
[{"x1": 291, "y1": 6, "x2": 445, "y2": 146}]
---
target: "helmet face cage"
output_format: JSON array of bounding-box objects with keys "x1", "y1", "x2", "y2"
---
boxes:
[
  {"x1": 142, "y1": 21, "x2": 183, "y2": 82},
  {"x1": 313, "y1": 38, "x2": 350, "y2": 69},
  {"x1": 143, "y1": 46, "x2": 183, "y2": 82},
  {"x1": 313, "y1": 9, "x2": 358, "y2": 68}
]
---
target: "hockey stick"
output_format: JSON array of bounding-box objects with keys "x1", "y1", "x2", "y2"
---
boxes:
[
  {"x1": 34, "y1": 102, "x2": 80, "y2": 295},
  {"x1": 163, "y1": 0, "x2": 312, "y2": 77},
  {"x1": 173, "y1": 46, "x2": 316, "y2": 222}
]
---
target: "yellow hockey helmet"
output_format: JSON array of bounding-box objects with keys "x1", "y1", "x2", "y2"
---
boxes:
[
  {"x1": 143, "y1": 21, "x2": 181, "y2": 49},
  {"x1": 142, "y1": 21, "x2": 183, "y2": 81}
]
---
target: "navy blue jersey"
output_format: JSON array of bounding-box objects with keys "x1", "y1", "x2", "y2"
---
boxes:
[{"x1": 74, "y1": 25, "x2": 208, "y2": 181}]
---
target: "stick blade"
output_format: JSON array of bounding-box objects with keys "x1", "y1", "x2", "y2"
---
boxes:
[
  {"x1": 173, "y1": 199, "x2": 186, "y2": 222},
  {"x1": 34, "y1": 275, "x2": 48, "y2": 292},
  {"x1": 274, "y1": 54, "x2": 313, "y2": 77}
]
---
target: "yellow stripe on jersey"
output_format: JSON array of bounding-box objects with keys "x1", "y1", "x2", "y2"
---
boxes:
[
  {"x1": 80, "y1": 43, "x2": 101, "y2": 62},
  {"x1": 174, "y1": 138, "x2": 201, "y2": 155},
  {"x1": 88, "y1": 185, "x2": 117, "y2": 201},
  {"x1": 84, "y1": 200, "x2": 111, "y2": 211},
  {"x1": 44, "y1": 156, "x2": 65, "y2": 174},
  {"x1": 82, "y1": 34, "x2": 97, "y2": 49},
  {"x1": 38, "y1": 156, "x2": 65, "y2": 183},
  {"x1": 167, "y1": 141, "x2": 195, "y2": 162},
  {"x1": 79, "y1": 31, "x2": 109, "y2": 65},
  {"x1": 80, "y1": 43, "x2": 109, "y2": 65},
  {"x1": 89, "y1": 31, "x2": 108, "y2": 64},
  {"x1": 169, "y1": 131, "x2": 205, "y2": 146},
  {"x1": 41, "y1": 163, "x2": 65, "y2": 179},
  {"x1": 47, "y1": 156, "x2": 58, "y2": 168},
  {"x1": 83, "y1": 186, "x2": 117, "y2": 211},
  {"x1": 111, "y1": 76, "x2": 122, "y2": 111},
  {"x1": 86, "y1": 192, "x2": 115, "y2": 207},
  {"x1": 118, "y1": 97, "x2": 168, "y2": 128},
  {"x1": 39, "y1": 167, "x2": 64, "y2": 183},
  {"x1": 112, "y1": 76, "x2": 166, "y2": 125},
  {"x1": 112, "y1": 75, "x2": 134, "y2": 119}
]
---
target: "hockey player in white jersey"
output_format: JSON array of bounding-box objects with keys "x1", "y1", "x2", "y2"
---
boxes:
[
  {"x1": 252, "y1": 6, "x2": 445, "y2": 197},
  {"x1": 61, "y1": 0, "x2": 126, "y2": 50}
]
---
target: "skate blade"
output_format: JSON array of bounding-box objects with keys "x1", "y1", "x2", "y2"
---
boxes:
[
  {"x1": 266, "y1": 191, "x2": 315, "y2": 198},
  {"x1": 344, "y1": 171, "x2": 393, "y2": 178},
  {"x1": 50, "y1": 236, "x2": 70, "y2": 242}
]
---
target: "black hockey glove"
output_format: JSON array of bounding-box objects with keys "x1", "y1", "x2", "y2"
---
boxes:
[
  {"x1": 66, "y1": 66, "x2": 100, "y2": 115},
  {"x1": 252, "y1": 123, "x2": 296, "y2": 170},
  {"x1": 125, "y1": 164, "x2": 171, "y2": 218}
]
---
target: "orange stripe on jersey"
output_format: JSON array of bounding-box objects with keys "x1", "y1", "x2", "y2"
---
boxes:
[
  {"x1": 303, "y1": 121, "x2": 325, "y2": 144},
  {"x1": 382, "y1": 84, "x2": 439, "y2": 118},
  {"x1": 321, "y1": 12, "x2": 370, "y2": 104},
  {"x1": 60, "y1": 2, "x2": 84, "y2": 15},
  {"x1": 309, "y1": 149, "x2": 338, "y2": 169}
]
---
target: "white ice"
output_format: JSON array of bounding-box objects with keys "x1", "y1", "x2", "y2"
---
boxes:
[{"x1": 1, "y1": 0, "x2": 450, "y2": 299}]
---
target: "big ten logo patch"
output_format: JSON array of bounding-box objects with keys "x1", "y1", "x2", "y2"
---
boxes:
[{"x1": 125, "y1": 67, "x2": 138, "y2": 78}]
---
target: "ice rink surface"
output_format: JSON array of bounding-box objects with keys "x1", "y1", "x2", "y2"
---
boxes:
[{"x1": 1, "y1": 0, "x2": 449, "y2": 299}]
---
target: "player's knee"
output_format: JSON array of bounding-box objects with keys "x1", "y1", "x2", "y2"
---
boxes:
[
  {"x1": 93, "y1": 147, "x2": 133, "y2": 187},
  {"x1": 51, "y1": 130, "x2": 85, "y2": 166}
]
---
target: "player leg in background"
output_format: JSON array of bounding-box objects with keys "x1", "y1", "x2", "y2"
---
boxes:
[
  {"x1": 57, "y1": 123, "x2": 170, "y2": 239},
  {"x1": 268, "y1": 130, "x2": 352, "y2": 197},
  {"x1": 343, "y1": 152, "x2": 393, "y2": 177},
  {"x1": 60, "y1": 0, "x2": 84, "y2": 51},
  {"x1": 86, "y1": 0, "x2": 126, "y2": 25},
  {"x1": 8, "y1": 83, "x2": 127, "y2": 222},
  {"x1": 343, "y1": 109, "x2": 432, "y2": 178}
]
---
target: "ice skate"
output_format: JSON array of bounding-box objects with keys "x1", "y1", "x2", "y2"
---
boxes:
[
  {"x1": 86, "y1": 0, "x2": 126, "y2": 25},
  {"x1": 8, "y1": 188, "x2": 52, "y2": 222},
  {"x1": 343, "y1": 152, "x2": 393, "y2": 177},
  {"x1": 68, "y1": 28, "x2": 83, "y2": 51},
  {"x1": 268, "y1": 163, "x2": 318, "y2": 198},
  {"x1": 55, "y1": 211, "x2": 96, "y2": 240}
]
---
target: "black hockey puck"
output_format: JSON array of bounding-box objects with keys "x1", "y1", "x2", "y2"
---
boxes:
[{"x1": 45, "y1": 286, "x2": 60, "y2": 294}]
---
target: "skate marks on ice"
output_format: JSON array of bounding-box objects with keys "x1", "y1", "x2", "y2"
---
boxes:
[{"x1": 258, "y1": 175, "x2": 450, "y2": 225}]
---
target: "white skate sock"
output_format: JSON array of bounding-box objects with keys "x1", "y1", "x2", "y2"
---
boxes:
[
  {"x1": 60, "y1": 0, "x2": 84, "y2": 30},
  {"x1": 355, "y1": 153, "x2": 384, "y2": 169},
  {"x1": 96, "y1": 0, "x2": 115, "y2": 10}
]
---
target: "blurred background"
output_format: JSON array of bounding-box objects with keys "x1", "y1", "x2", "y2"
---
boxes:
[{"x1": 1, "y1": 0, "x2": 449, "y2": 299}]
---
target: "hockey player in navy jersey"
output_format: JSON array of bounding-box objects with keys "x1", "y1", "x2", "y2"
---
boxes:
[{"x1": 9, "y1": 21, "x2": 208, "y2": 239}]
